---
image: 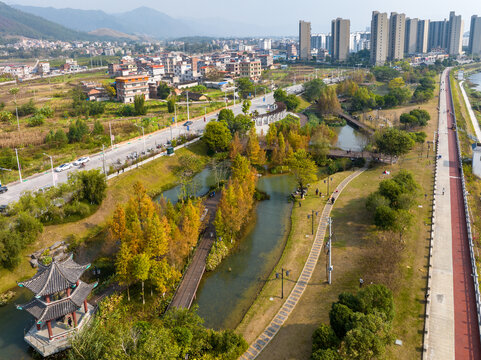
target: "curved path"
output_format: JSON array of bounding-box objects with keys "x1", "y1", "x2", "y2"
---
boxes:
[{"x1": 240, "y1": 167, "x2": 367, "y2": 360}]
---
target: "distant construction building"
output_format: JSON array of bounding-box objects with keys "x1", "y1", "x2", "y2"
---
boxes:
[
  {"x1": 469, "y1": 15, "x2": 481, "y2": 56},
  {"x1": 299, "y1": 20, "x2": 312, "y2": 60},
  {"x1": 448, "y1": 11, "x2": 463, "y2": 56},
  {"x1": 388, "y1": 12, "x2": 406, "y2": 60},
  {"x1": 331, "y1": 18, "x2": 350, "y2": 61},
  {"x1": 370, "y1": 11, "x2": 389, "y2": 65}
]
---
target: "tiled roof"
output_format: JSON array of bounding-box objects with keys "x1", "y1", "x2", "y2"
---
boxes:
[
  {"x1": 18, "y1": 257, "x2": 90, "y2": 297},
  {"x1": 18, "y1": 281, "x2": 96, "y2": 322}
]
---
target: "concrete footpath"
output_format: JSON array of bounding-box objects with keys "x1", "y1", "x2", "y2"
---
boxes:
[
  {"x1": 425, "y1": 69, "x2": 455, "y2": 359},
  {"x1": 459, "y1": 80, "x2": 481, "y2": 141}
]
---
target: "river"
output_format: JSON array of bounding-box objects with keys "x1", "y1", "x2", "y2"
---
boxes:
[
  {"x1": 194, "y1": 174, "x2": 295, "y2": 330},
  {"x1": 469, "y1": 72, "x2": 481, "y2": 91}
]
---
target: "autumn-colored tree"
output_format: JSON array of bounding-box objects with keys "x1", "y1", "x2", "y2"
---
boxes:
[
  {"x1": 132, "y1": 253, "x2": 151, "y2": 305},
  {"x1": 110, "y1": 205, "x2": 126, "y2": 243},
  {"x1": 246, "y1": 127, "x2": 265, "y2": 166},
  {"x1": 266, "y1": 123, "x2": 278, "y2": 148},
  {"x1": 288, "y1": 149, "x2": 318, "y2": 198},
  {"x1": 229, "y1": 132, "x2": 244, "y2": 159}
]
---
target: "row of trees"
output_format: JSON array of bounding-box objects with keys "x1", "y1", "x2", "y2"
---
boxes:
[
  {"x1": 311, "y1": 284, "x2": 395, "y2": 360},
  {"x1": 68, "y1": 296, "x2": 247, "y2": 360},
  {"x1": 113, "y1": 182, "x2": 203, "y2": 303},
  {"x1": 207, "y1": 155, "x2": 257, "y2": 270},
  {"x1": 273, "y1": 88, "x2": 301, "y2": 111}
]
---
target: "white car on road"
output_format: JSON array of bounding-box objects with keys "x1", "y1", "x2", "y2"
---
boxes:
[
  {"x1": 73, "y1": 156, "x2": 90, "y2": 166},
  {"x1": 55, "y1": 163, "x2": 72, "y2": 172}
]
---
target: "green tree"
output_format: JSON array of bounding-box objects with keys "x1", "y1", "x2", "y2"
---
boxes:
[
  {"x1": 318, "y1": 86, "x2": 341, "y2": 115},
  {"x1": 303, "y1": 78, "x2": 327, "y2": 102},
  {"x1": 242, "y1": 100, "x2": 251, "y2": 114},
  {"x1": 236, "y1": 77, "x2": 255, "y2": 98},
  {"x1": 73, "y1": 169, "x2": 107, "y2": 205},
  {"x1": 312, "y1": 324, "x2": 340, "y2": 352},
  {"x1": 134, "y1": 95, "x2": 147, "y2": 115},
  {"x1": 68, "y1": 119, "x2": 89, "y2": 143},
  {"x1": 157, "y1": 82, "x2": 171, "y2": 99},
  {"x1": 288, "y1": 149, "x2": 318, "y2": 198},
  {"x1": 329, "y1": 303, "x2": 355, "y2": 339},
  {"x1": 375, "y1": 128, "x2": 415, "y2": 162},
  {"x1": 223, "y1": 114, "x2": 253, "y2": 135},
  {"x1": 374, "y1": 205, "x2": 397, "y2": 230},
  {"x1": 167, "y1": 97, "x2": 176, "y2": 113},
  {"x1": 203, "y1": 121, "x2": 232, "y2": 153},
  {"x1": 274, "y1": 88, "x2": 288, "y2": 103},
  {"x1": 340, "y1": 327, "x2": 385, "y2": 360},
  {"x1": 285, "y1": 94, "x2": 301, "y2": 111},
  {"x1": 92, "y1": 120, "x2": 104, "y2": 135},
  {"x1": 312, "y1": 348, "x2": 342, "y2": 360},
  {"x1": 218, "y1": 109, "x2": 235, "y2": 123}
]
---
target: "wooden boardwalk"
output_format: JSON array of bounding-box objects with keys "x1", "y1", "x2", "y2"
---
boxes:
[
  {"x1": 328, "y1": 149, "x2": 392, "y2": 163},
  {"x1": 168, "y1": 191, "x2": 221, "y2": 310},
  {"x1": 337, "y1": 111, "x2": 374, "y2": 134}
]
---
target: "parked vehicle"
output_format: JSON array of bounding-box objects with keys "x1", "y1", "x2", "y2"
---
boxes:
[
  {"x1": 183, "y1": 121, "x2": 193, "y2": 126},
  {"x1": 73, "y1": 156, "x2": 90, "y2": 166},
  {"x1": 55, "y1": 163, "x2": 72, "y2": 172},
  {"x1": 0, "y1": 185, "x2": 8, "y2": 194}
]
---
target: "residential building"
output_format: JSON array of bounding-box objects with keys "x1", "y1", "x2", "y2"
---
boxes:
[
  {"x1": 225, "y1": 61, "x2": 240, "y2": 76},
  {"x1": 116, "y1": 75, "x2": 149, "y2": 103},
  {"x1": 417, "y1": 20, "x2": 430, "y2": 54},
  {"x1": 371, "y1": 11, "x2": 389, "y2": 65},
  {"x1": 331, "y1": 18, "x2": 350, "y2": 61},
  {"x1": 428, "y1": 20, "x2": 449, "y2": 51},
  {"x1": 259, "y1": 55, "x2": 274, "y2": 69},
  {"x1": 448, "y1": 12, "x2": 463, "y2": 56},
  {"x1": 469, "y1": 15, "x2": 481, "y2": 56},
  {"x1": 405, "y1": 18, "x2": 418, "y2": 55},
  {"x1": 287, "y1": 43, "x2": 298, "y2": 58},
  {"x1": 37, "y1": 62, "x2": 50, "y2": 75},
  {"x1": 388, "y1": 12, "x2": 406, "y2": 60},
  {"x1": 239, "y1": 60, "x2": 261, "y2": 81},
  {"x1": 299, "y1": 20, "x2": 312, "y2": 60},
  {"x1": 259, "y1": 39, "x2": 272, "y2": 50},
  {"x1": 311, "y1": 34, "x2": 327, "y2": 50}
]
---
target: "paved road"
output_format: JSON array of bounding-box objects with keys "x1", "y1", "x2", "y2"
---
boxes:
[
  {"x1": 0, "y1": 84, "x2": 304, "y2": 206},
  {"x1": 426, "y1": 69, "x2": 481, "y2": 359}
]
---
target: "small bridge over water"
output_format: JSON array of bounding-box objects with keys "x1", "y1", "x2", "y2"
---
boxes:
[
  {"x1": 168, "y1": 192, "x2": 221, "y2": 310},
  {"x1": 336, "y1": 112, "x2": 374, "y2": 135},
  {"x1": 328, "y1": 149, "x2": 393, "y2": 163}
]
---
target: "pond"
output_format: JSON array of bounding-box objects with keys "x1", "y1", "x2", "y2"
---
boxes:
[
  {"x1": 469, "y1": 72, "x2": 481, "y2": 91},
  {"x1": 194, "y1": 174, "x2": 295, "y2": 330},
  {"x1": 333, "y1": 124, "x2": 370, "y2": 152}
]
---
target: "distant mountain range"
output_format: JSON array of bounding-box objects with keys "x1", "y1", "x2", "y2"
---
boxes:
[
  {"x1": 0, "y1": 1, "x2": 98, "y2": 41},
  {"x1": 11, "y1": 4, "x2": 283, "y2": 39}
]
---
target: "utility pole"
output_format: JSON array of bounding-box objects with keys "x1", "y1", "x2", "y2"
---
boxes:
[
  {"x1": 327, "y1": 217, "x2": 333, "y2": 284},
  {"x1": 102, "y1": 144, "x2": 106, "y2": 175},
  {"x1": 15, "y1": 148, "x2": 22, "y2": 183},
  {"x1": 44, "y1": 153, "x2": 55, "y2": 187},
  {"x1": 186, "y1": 91, "x2": 190, "y2": 121},
  {"x1": 109, "y1": 122, "x2": 114, "y2": 150}
]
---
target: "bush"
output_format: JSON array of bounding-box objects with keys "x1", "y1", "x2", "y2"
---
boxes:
[
  {"x1": 17, "y1": 99, "x2": 36, "y2": 117},
  {"x1": 0, "y1": 110, "x2": 13, "y2": 123},
  {"x1": 64, "y1": 201, "x2": 91, "y2": 217},
  {"x1": 36, "y1": 105, "x2": 54, "y2": 118},
  {"x1": 68, "y1": 119, "x2": 89, "y2": 143},
  {"x1": 117, "y1": 104, "x2": 136, "y2": 117},
  {"x1": 72, "y1": 169, "x2": 107, "y2": 205},
  {"x1": 206, "y1": 241, "x2": 229, "y2": 271},
  {"x1": 27, "y1": 113, "x2": 45, "y2": 127},
  {"x1": 312, "y1": 324, "x2": 340, "y2": 352}
]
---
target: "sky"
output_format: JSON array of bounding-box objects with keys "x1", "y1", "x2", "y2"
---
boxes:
[{"x1": 8, "y1": 0, "x2": 479, "y2": 34}]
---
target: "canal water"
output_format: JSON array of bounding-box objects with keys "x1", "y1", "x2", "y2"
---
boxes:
[
  {"x1": 334, "y1": 124, "x2": 370, "y2": 152},
  {"x1": 0, "y1": 288, "x2": 38, "y2": 359},
  {"x1": 194, "y1": 174, "x2": 295, "y2": 330},
  {"x1": 469, "y1": 72, "x2": 481, "y2": 91}
]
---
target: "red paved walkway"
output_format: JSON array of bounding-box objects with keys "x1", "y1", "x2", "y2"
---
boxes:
[{"x1": 445, "y1": 71, "x2": 481, "y2": 359}]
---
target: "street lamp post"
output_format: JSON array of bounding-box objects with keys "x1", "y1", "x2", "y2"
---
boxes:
[
  {"x1": 15, "y1": 148, "x2": 22, "y2": 183},
  {"x1": 308, "y1": 210, "x2": 319, "y2": 235},
  {"x1": 109, "y1": 122, "x2": 114, "y2": 150},
  {"x1": 135, "y1": 124, "x2": 146, "y2": 154},
  {"x1": 186, "y1": 91, "x2": 190, "y2": 121},
  {"x1": 43, "y1": 153, "x2": 55, "y2": 187},
  {"x1": 324, "y1": 176, "x2": 333, "y2": 197},
  {"x1": 275, "y1": 268, "x2": 290, "y2": 299}
]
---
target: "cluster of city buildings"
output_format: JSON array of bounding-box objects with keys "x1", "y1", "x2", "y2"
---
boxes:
[
  {"x1": 109, "y1": 47, "x2": 276, "y2": 103},
  {"x1": 298, "y1": 12, "x2": 481, "y2": 64}
]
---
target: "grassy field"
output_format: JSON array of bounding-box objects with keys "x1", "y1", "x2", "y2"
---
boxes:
[
  {"x1": 237, "y1": 77, "x2": 440, "y2": 359},
  {"x1": 0, "y1": 141, "x2": 209, "y2": 294}
]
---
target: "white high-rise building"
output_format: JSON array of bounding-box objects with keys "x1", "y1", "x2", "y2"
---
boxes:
[
  {"x1": 388, "y1": 12, "x2": 406, "y2": 60},
  {"x1": 259, "y1": 39, "x2": 272, "y2": 50},
  {"x1": 448, "y1": 11, "x2": 463, "y2": 56}
]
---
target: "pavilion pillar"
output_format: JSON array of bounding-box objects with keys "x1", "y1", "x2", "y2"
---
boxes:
[
  {"x1": 72, "y1": 311, "x2": 78, "y2": 328},
  {"x1": 67, "y1": 288, "x2": 71, "y2": 297},
  {"x1": 83, "y1": 300, "x2": 88, "y2": 313},
  {"x1": 47, "y1": 321, "x2": 53, "y2": 340},
  {"x1": 36, "y1": 323, "x2": 41, "y2": 331}
]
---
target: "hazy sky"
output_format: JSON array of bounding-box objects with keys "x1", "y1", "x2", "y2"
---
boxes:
[{"x1": 9, "y1": 0, "x2": 479, "y2": 33}]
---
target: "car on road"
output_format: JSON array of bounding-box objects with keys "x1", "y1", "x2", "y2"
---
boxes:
[
  {"x1": 0, "y1": 185, "x2": 8, "y2": 194},
  {"x1": 55, "y1": 163, "x2": 72, "y2": 172},
  {"x1": 73, "y1": 156, "x2": 90, "y2": 166},
  {"x1": 183, "y1": 121, "x2": 193, "y2": 126}
]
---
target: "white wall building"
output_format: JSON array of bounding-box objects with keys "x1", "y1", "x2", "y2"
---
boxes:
[{"x1": 472, "y1": 143, "x2": 481, "y2": 178}]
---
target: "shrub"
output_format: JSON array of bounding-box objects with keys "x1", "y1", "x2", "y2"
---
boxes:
[
  {"x1": 36, "y1": 105, "x2": 54, "y2": 118},
  {"x1": 0, "y1": 110, "x2": 13, "y2": 123},
  {"x1": 312, "y1": 324, "x2": 340, "y2": 352},
  {"x1": 17, "y1": 99, "x2": 36, "y2": 117},
  {"x1": 68, "y1": 119, "x2": 89, "y2": 143},
  {"x1": 27, "y1": 113, "x2": 45, "y2": 127},
  {"x1": 64, "y1": 201, "x2": 91, "y2": 218}
]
